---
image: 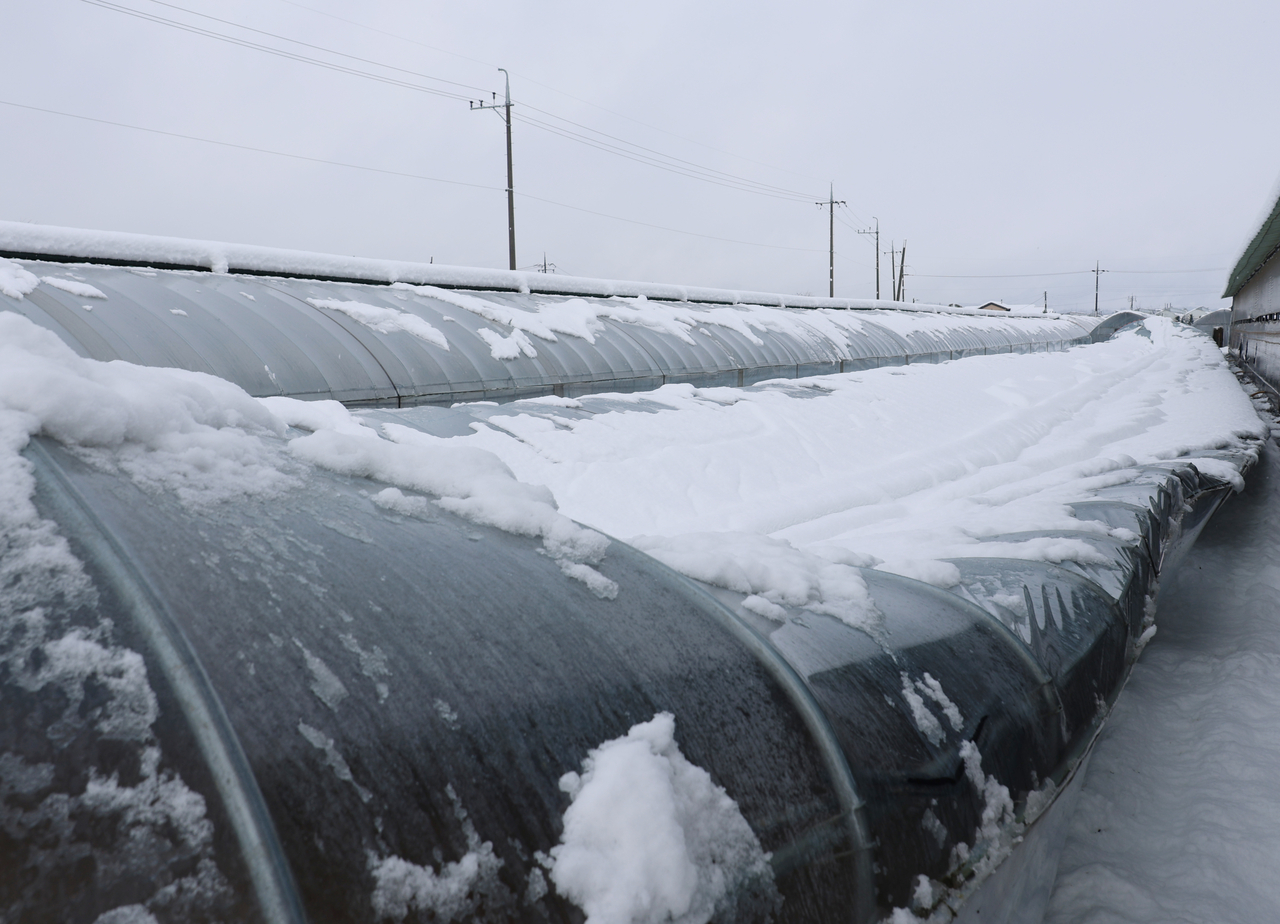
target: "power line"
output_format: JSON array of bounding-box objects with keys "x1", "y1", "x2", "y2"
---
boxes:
[
  {"x1": 85, "y1": 0, "x2": 835, "y2": 208},
  {"x1": 515, "y1": 192, "x2": 823, "y2": 252},
  {"x1": 516, "y1": 106, "x2": 821, "y2": 202},
  {"x1": 513, "y1": 114, "x2": 817, "y2": 203},
  {"x1": 913, "y1": 266, "x2": 1227, "y2": 279},
  {"x1": 79, "y1": 0, "x2": 481, "y2": 101},
  {"x1": 265, "y1": 0, "x2": 827, "y2": 187},
  {"x1": 0, "y1": 98, "x2": 500, "y2": 192},
  {"x1": 0, "y1": 97, "x2": 821, "y2": 255}
]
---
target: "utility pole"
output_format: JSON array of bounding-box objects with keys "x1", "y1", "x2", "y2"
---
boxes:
[
  {"x1": 471, "y1": 68, "x2": 517, "y2": 271},
  {"x1": 1092, "y1": 261, "x2": 1108, "y2": 315},
  {"x1": 897, "y1": 240, "x2": 907, "y2": 301},
  {"x1": 856, "y1": 218, "x2": 880, "y2": 299},
  {"x1": 815, "y1": 184, "x2": 846, "y2": 297},
  {"x1": 1044, "y1": 290, "x2": 1048, "y2": 314},
  {"x1": 889, "y1": 242, "x2": 897, "y2": 301}
]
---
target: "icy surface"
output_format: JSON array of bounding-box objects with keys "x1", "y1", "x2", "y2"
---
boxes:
[
  {"x1": 0, "y1": 315, "x2": 236, "y2": 917},
  {"x1": 550, "y1": 713, "x2": 778, "y2": 924},
  {"x1": 1045, "y1": 438, "x2": 1280, "y2": 924},
  {"x1": 404, "y1": 319, "x2": 1265, "y2": 608}
]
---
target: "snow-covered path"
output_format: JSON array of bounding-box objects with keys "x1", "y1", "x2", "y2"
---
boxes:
[{"x1": 1045, "y1": 436, "x2": 1280, "y2": 924}]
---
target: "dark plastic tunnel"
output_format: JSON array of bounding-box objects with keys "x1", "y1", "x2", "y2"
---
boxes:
[{"x1": 0, "y1": 243, "x2": 1251, "y2": 924}]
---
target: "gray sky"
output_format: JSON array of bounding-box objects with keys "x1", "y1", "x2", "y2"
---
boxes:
[{"x1": 4, "y1": 0, "x2": 1278, "y2": 312}]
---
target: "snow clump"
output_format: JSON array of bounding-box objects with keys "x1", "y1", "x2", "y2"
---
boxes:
[{"x1": 550, "y1": 712, "x2": 779, "y2": 924}]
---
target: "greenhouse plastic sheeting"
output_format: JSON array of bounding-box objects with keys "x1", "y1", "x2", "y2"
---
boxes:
[
  {"x1": 2, "y1": 258, "x2": 1098, "y2": 407},
  {"x1": 8, "y1": 391, "x2": 1254, "y2": 924}
]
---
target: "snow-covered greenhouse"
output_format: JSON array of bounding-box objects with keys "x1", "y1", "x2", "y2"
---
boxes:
[{"x1": 0, "y1": 221, "x2": 1264, "y2": 924}]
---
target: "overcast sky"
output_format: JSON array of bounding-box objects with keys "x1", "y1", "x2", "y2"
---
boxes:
[{"x1": 4, "y1": 0, "x2": 1278, "y2": 311}]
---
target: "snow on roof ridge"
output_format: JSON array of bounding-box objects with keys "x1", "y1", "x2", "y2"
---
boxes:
[{"x1": 0, "y1": 219, "x2": 1041, "y2": 317}]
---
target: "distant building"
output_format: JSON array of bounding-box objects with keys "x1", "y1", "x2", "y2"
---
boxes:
[
  {"x1": 976, "y1": 301, "x2": 1010, "y2": 311},
  {"x1": 1225, "y1": 189, "x2": 1280, "y2": 382}
]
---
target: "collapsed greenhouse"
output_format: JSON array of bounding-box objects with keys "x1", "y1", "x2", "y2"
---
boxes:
[{"x1": 0, "y1": 222, "x2": 1264, "y2": 924}]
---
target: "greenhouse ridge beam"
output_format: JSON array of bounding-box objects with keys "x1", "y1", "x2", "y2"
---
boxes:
[{"x1": 0, "y1": 219, "x2": 989, "y2": 312}]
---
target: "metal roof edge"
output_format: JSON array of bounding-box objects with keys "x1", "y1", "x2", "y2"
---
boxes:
[{"x1": 1224, "y1": 192, "x2": 1280, "y2": 298}]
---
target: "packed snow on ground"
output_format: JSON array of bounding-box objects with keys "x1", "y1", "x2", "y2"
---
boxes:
[
  {"x1": 380, "y1": 318, "x2": 1263, "y2": 621},
  {"x1": 1044, "y1": 433, "x2": 1280, "y2": 924}
]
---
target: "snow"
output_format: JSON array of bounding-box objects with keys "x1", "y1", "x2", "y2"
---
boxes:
[
  {"x1": 0, "y1": 296, "x2": 1268, "y2": 921},
  {"x1": 306, "y1": 298, "x2": 450, "y2": 349},
  {"x1": 0, "y1": 310, "x2": 617, "y2": 599},
  {"x1": 40, "y1": 276, "x2": 107, "y2": 298},
  {"x1": 0, "y1": 310, "x2": 238, "y2": 918},
  {"x1": 368, "y1": 785, "x2": 505, "y2": 923},
  {"x1": 391, "y1": 318, "x2": 1265, "y2": 612},
  {"x1": 475, "y1": 326, "x2": 538, "y2": 359},
  {"x1": 1044, "y1": 435, "x2": 1280, "y2": 924},
  {"x1": 0, "y1": 259, "x2": 38, "y2": 299},
  {"x1": 0, "y1": 218, "x2": 1077, "y2": 314},
  {"x1": 297, "y1": 721, "x2": 372, "y2": 803},
  {"x1": 549, "y1": 713, "x2": 778, "y2": 924}
]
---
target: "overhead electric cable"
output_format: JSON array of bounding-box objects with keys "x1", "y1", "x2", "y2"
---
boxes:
[
  {"x1": 127, "y1": 0, "x2": 491, "y2": 95},
  {"x1": 87, "y1": 0, "x2": 834, "y2": 206},
  {"x1": 515, "y1": 107, "x2": 821, "y2": 201},
  {"x1": 512, "y1": 114, "x2": 818, "y2": 203},
  {"x1": 263, "y1": 0, "x2": 827, "y2": 187},
  {"x1": 0, "y1": 98, "x2": 500, "y2": 192},
  {"x1": 1, "y1": 97, "x2": 819, "y2": 255},
  {"x1": 78, "y1": 0, "x2": 480, "y2": 101},
  {"x1": 914, "y1": 267, "x2": 1227, "y2": 279}
]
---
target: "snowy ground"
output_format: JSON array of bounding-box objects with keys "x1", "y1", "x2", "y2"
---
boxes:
[{"x1": 1045, "y1": 428, "x2": 1280, "y2": 924}]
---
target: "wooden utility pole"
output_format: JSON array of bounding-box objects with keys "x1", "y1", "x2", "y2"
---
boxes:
[
  {"x1": 856, "y1": 218, "x2": 880, "y2": 299},
  {"x1": 889, "y1": 242, "x2": 897, "y2": 301},
  {"x1": 897, "y1": 240, "x2": 907, "y2": 301},
  {"x1": 471, "y1": 69, "x2": 517, "y2": 270},
  {"x1": 815, "y1": 185, "x2": 846, "y2": 297}
]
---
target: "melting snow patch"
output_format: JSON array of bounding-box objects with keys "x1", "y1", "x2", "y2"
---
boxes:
[
  {"x1": 632, "y1": 532, "x2": 881, "y2": 634},
  {"x1": 550, "y1": 712, "x2": 779, "y2": 924},
  {"x1": 41, "y1": 276, "x2": 107, "y2": 298},
  {"x1": 298, "y1": 721, "x2": 372, "y2": 803},
  {"x1": 369, "y1": 785, "x2": 507, "y2": 922},
  {"x1": 477, "y1": 326, "x2": 538, "y2": 360},
  {"x1": 295, "y1": 641, "x2": 349, "y2": 712},
  {"x1": 307, "y1": 298, "x2": 449, "y2": 349}
]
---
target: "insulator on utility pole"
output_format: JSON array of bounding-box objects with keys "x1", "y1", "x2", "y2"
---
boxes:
[{"x1": 471, "y1": 68, "x2": 517, "y2": 271}]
